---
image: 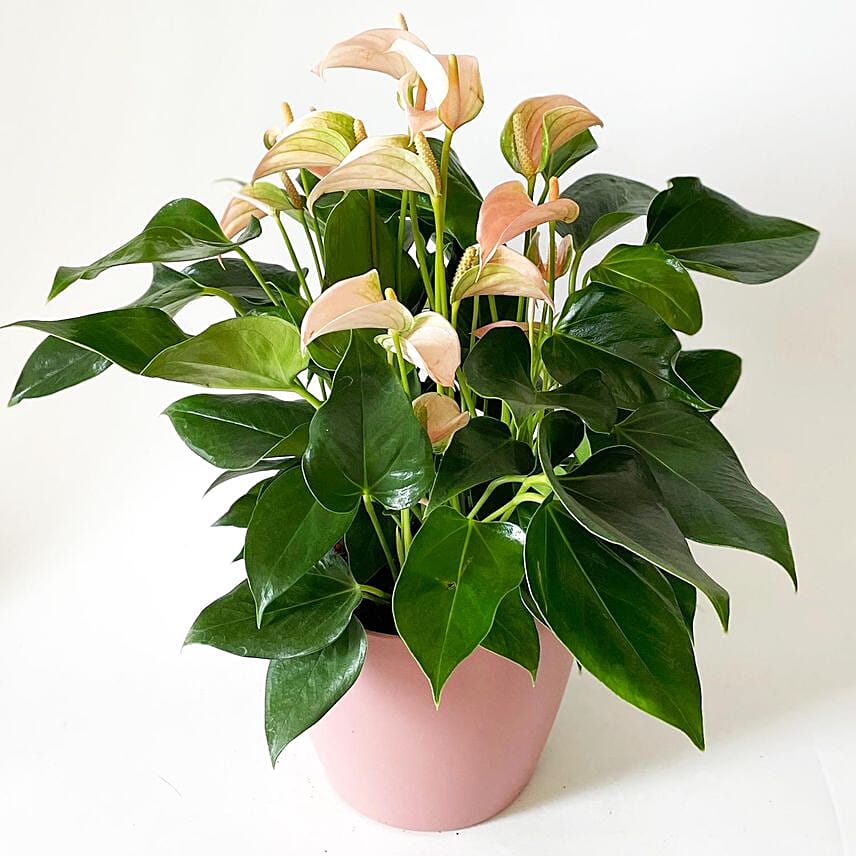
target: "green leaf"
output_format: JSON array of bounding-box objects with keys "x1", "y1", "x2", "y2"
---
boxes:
[
  {"x1": 464, "y1": 326, "x2": 616, "y2": 432},
  {"x1": 665, "y1": 573, "x2": 697, "y2": 641},
  {"x1": 164, "y1": 393, "x2": 313, "y2": 469},
  {"x1": 322, "y1": 192, "x2": 421, "y2": 305},
  {"x1": 8, "y1": 336, "x2": 111, "y2": 406},
  {"x1": 675, "y1": 349, "x2": 742, "y2": 410},
  {"x1": 265, "y1": 618, "x2": 366, "y2": 765},
  {"x1": 481, "y1": 587, "x2": 540, "y2": 681},
  {"x1": 544, "y1": 445, "x2": 730, "y2": 627},
  {"x1": 344, "y1": 503, "x2": 396, "y2": 583},
  {"x1": 245, "y1": 467, "x2": 357, "y2": 621},
  {"x1": 185, "y1": 554, "x2": 361, "y2": 659},
  {"x1": 558, "y1": 173, "x2": 656, "y2": 251},
  {"x1": 543, "y1": 130, "x2": 599, "y2": 181},
  {"x1": 303, "y1": 334, "x2": 433, "y2": 512},
  {"x1": 131, "y1": 264, "x2": 208, "y2": 314},
  {"x1": 427, "y1": 417, "x2": 535, "y2": 514},
  {"x1": 50, "y1": 199, "x2": 261, "y2": 299},
  {"x1": 392, "y1": 506, "x2": 525, "y2": 702},
  {"x1": 645, "y1": 177, "x2": 818, "y2": 284},
  {"x1": 142, "y1": 316, "x2": 307, "y2": 390},
  {"x1": 8, "y1": 308, "x2": 188, "y2": 373},
  {"x1": 537, "y1": 410, "x2": 585, "y2": 470},
  {"x1": 615, "y1": 401, "x2": 795, "y2": 583},
  {"x1": 589, "y1": 244, "x2": 702, "y2": 334},
  {"x1": 205, "y1": 458, "x2": 298, "y2": 493},
  {"x1": 179, "y1": 258, "x2": 304, "y2": 300},
  {"x1": 213, "y1": 478, "x2": 274, "y2": 527},
  {"x1": 526, "y1": 500, "x2": 703, "y2": 748},
  {"x1": 545, "y1": 284, "x2": 706, "y2": 410}
]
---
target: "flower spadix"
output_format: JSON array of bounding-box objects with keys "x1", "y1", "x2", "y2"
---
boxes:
[
  {"x1": 450, "y1": 246, "x2": 553, "y2": 305},
  {"x1": 477, "y1": 180, "x2": 579, "y2": 267},
  {"x1": 300, "y1": 270, "x2": 413, "y2": 346},
  {"x1": 412, "y1": 392, "x2": 470, "y2": 451},
  {"x1": 253, "y1": 111, "x2": 357, "y2": 182},
  {"x1": 501, "y1": 94, "x2": 602, "y2": 177},
  {"x1": 306, "y1": 135, "x2": 437, "y2": 210},
  {"x1": 389, "y1": 41, "x2": 484, "y2": 133}
]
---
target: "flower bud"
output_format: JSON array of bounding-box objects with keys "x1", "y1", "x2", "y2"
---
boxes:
[
  {"x1": 263, "y1": 128, "x2": 280, "y2": 150},
  {"x1": 548, "y1": 176, "x2": 560, "y2": 202}
]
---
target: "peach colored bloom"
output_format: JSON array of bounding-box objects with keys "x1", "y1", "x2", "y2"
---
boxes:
[
  {"x1": 412, "y1": 392, "x2": 470, "y2": 450},
  {"x1": 527, "y1": 232, "x2": 573, "y2": 279},
  {"x1": 451, "y1": 246, "x2": 553, "y2": 306},
  {"x1": 473, "y1": 320, "x2": 545, "y2": 338}
]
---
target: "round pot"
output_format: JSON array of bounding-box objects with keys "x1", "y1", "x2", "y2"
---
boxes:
[{"x1": 310, "y1": 622, "x2": 573, "y2": 831}]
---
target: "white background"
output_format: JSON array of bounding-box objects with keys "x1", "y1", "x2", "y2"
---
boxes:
[{"x1": 1, "y1": 1, "x2": 854, "y2": 852}]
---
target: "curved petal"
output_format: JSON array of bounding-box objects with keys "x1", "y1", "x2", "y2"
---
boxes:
[
  {"x1": 253, "y1": 126, "x2": 353, "y2": 181},
  {"x1": 220, "y1": 190, "x2": 267, "y2": 239},
  {"x1": 527, "y1": 231, "x2": 573, "y2": 279},
  {"x1": 412, "y1": 392, "x2": 470, "y2": 450},
  {"x1": 306, "y1": 136, "x2": 438, "y2": 210},
  {"x1": 451, "y1": 246, "x2": 553, "y2": 306},
  {"x1": 476, "y1": 180, "x2": 579, "y2": 265},
  {"x1": 473, "y1": 320, "x2": 545, "y2": 338},
  {"x1": 388, "y1": 39, "x2": 449, "y2": 108},
  {"x1": 436, "y1": 54, "x2": 484, "y2": 130},
  {"x1": 312, "y1": 27, "x2": 429, "y2": 79},
  {"x1": 300, "y1": 270, "x2": 412, "y2": 346},
  {"x1": 399, "y1": 311, "x2": 461, "y2": 387},
  {"x1": 397, "y1": 72, "x2": 442, "y2": 136}
]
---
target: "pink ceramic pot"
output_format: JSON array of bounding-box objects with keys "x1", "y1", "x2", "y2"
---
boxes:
[{"x1": 311, "y1": 622, "x2": 573, "y2": 831}]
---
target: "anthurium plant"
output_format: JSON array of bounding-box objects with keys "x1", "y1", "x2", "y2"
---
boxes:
[{"x1": 8, "y1": 15, "x2": 818, "y2": 760}]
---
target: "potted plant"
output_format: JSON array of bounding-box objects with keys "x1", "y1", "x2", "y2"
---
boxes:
[{"x1": 6, "y1": 15, "x2": 817, "y2": 832}]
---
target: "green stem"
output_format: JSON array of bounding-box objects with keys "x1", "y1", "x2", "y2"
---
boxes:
[
  {"x1": 456, "y1": 368, "x2": 476, "y2": 417},
  {"x1": 288, "y1": 378, "x2": 322, "y2": 408},
  {"x1": 363, "y1": 495, "x2": 398, "y2": 577},
  {"x1": 235, "y1": 247, "x2": 281, "y2": 306},
  {"x1": 201, "y1": 287, "x2": 245, "y2": 316},
  {"x1": 431, "y1": 129, "x2": 454, "y2": 319},
  {"x1": 396, "y1": 193, "x2": 408, "y2": 292},
  {"x1": 390, "y1": 330, "x2": 410, "y2": 393},
  {"x1": 273, "y1": 215, "x2": 310, "y2": 300},
  {"x1": 298, "y1": 210, "x2": 325, "y2": 288},
  {"x1": 488, "y1": 295, "x2": 499, "y2": 323},
  {"x1": 400, "y1": 507, "x2": 412, "y2": 556},
  {"x1": 468, "y1": 475, "x2": 527, "y2": 519},
  {"x1": 359, "y1": 584, "x2": 391, "y2": 603},
  {"x1": 469, "y1": 295, "x2": 480, "y2": 352},
  {"x1": 367, "y1": 189, "x2": 379, "y2": 271},
  {"x1": 483, "y1": 491, "x2": 544, "y2": 523},
  {"x1": 409, "y1": 193, "x2": 434, "y2": 309}
]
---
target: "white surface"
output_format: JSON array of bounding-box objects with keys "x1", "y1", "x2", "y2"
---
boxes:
[{"x1": 1, "y1": 1, "x2": 854, "y2": 852}]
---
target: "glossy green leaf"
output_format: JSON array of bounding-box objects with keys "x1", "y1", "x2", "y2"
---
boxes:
[
  {"x1": 558, "y1": 173, "x2": 656, "y2": 251},
  {"x1": 427, "y1": 417, "x2": 535, "y2": 513},
  {"x1": 142, "y1": 316, "x2": 307, "y2": 390},
  {"x1": 164, "y1": 393, "x2": 313, "y2": 469},
  {"x1": 205, "y1": 458, "x2": 298, "y2": 493},
  {"x1": 665, "y1": 573, "x2": 697, "y2": 641},
  {"x1": 303, "y1": 334, "x2": 434, "y2": 512},
  {"x1": 645, "y1": 177, "x2": 818, "y2": 284},
  {"x1": 245, "y1": 466, "x2": 357, "y2": 621},
  {"x1": 393, "y1": 506, "x2": 525, "y2": 702},
  {"x1": 50, "y1": 199, "x2": 261, "y2": 299},
  {"x1": 265, "y1": 618, "x2": 366, "y2": 765},
  {"x1": 676, "y1": 349, "x2": 742, "y2": 410},
  {"x1": 213, "y1": 478, "x2": 273, "y2": 528},
  {"x1": 464, "y1": 326, "x2": 616, "y2": 432},
  {"x1": 589, "y1": 244, "x2": 702, "y2": 334},
  {"x1": 481, "y1": 587, "x2": 540, "y2": 681},
  {"x1": 545, "y1": 284, "x2": 706, "y2": 410},
  {"x1": 615, "y1": 401, "x2": 795, "y2": 583},
  {"x1": 8, "y1": 336, "x2": 111, "y2": 406},
  {"x1": 344, "y1": 503, "x2": 396, "y2": 583},
  {"x1": 544, "y1": 445, "x2": 729, "y2": 627},
  {"x1": 185, "y1": 553, "x2": 361, "y2": 659},
  {"x1": 179, "y1": 258, "x2": 304, "y2": 300},
  {"x1": 9, "y1": 308, "x2": 188, "y2": 372},
  {"x1": 543, "y1": 129, "x2": 598, "y2": 181},
  {"x1": 526, "y1": 500, "x2": 703, "y2": 747},
  {"x1": 537, "y1": 410, "x2": 585, "y2": 470}
]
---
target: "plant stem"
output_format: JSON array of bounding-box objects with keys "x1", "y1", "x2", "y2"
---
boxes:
[
  {"x1": 409, "y1": 193, "x2": 434, "y2": 309},
  {"x1": 431, "y1": 129, "x2": 454, "y2": 319},
  {"x1": 390, "y1": 330, "x2": 410, "y2": 393},
  {"x1": 362, "y1": 494, "x2": 398, "y2": 577},
  {"x1": 456, "y1": 368, "x2": 476, "y2": 417},
  {"x1": 298, "y1": 210, "x2": 325, "y2": 288},
  {"x1": 468, "y1": 475, "x2": 527, "y2": 519},
  {"x1": 273, "y1": 214, "x2": 311, "y2": 300},
  {"x1": 235, "y1": 247, "x2": 281, "y2": 306},
  {"x1": 396, "y1": 193, "x2": 408, "y2": 292},
  {"x1": 488, "y1": 295, "x2": 499, "y2": 323},
  {"x1": 359, "y1": 584, "x2": 391, "y2": 603},
  {"x1": 201, "y1": 287, "x2": 245, "y2": 316},
  {"x1": 400, "y1": 508, "x2": 412, "y2": 556},
  {"x1": 469, "y1": 295, "x2": 480, "y2": 351},
  {"x1": 367, "y1": 189, "x2": 379, "y2": 271},
  {"x1": 483, "y1": 491, "x2": 544, "y2": 523},
  {"x1": 288, "y1": 378, "x2": 322, "y2": 408}
]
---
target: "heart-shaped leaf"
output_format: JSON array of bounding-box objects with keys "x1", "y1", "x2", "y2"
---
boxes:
[
  {"x1": 526, "y1": 500, "x2": 703, "y2": 748},
  {"x1": 245, "y1": 466, "x2": 357, "y2": 621},
  {"x1": 427, "y1": 416, "x2": 535, "y2": 513},
  {"x1": 542, "y1": 445, "x2": 730, "y2": 627},
  {"x1": 303, "y1": 334, "x2": 434, "y2": 512},
  {"x1": 589, "y1": 243, "x2": 702, "y2": 334},
  {"x1": 543, "y1": 129, "x2": 598, "y2": 181},
  {"x1": 212, "y1": 478, "x2": 273, "y2": 528},
  {"x1": 164, "y1": 393, "x2": 314, "y2": 469},
  {"x1": 142, "y1": 315, "x2": 307, "y2": 390},
  {"x1": 179, "y1": 258, "x2": 304, "y2": 300},
  {"x1": 265, "y1": 618, "x2": 366, "y2": 765},
  {"x1": 645, "y1": 177, "x2": 818, "y2": 284},
  {"x1": 544, "y1": 284, "x2": 706, "y2": 410},
  {"x1": 615, "y1": 401, "x2": 795, "y2": 583},
  {"x1": 185, "y1": 553, "x2": 361, "y2": 659},
  {"x1": 675, "y1": 349, "x2": 742, "y2": 411},
  {"x1": 392, "y1": 506, "x2": 525, "y2": 702},
  {"x1": 464, "y1": 326, "x2": 616, "y2": 432},
  {"x1": 557, "y1": 173, "x2": 657, "y2": 251},
  {"x1": 481, "y1": 587, "x2": 540, "y2": 681},
  {"x1": 50, "y1": 199, "x2": 261, "y2": 299}
]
